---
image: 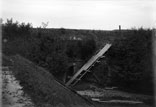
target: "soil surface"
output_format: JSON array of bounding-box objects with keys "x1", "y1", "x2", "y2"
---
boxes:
[
  {"x1": 2, "y1": 66, "x2": 35, "y2": 107},
  {"x1": 74, "y1": 83, "x2": 155, "y2": 107}
]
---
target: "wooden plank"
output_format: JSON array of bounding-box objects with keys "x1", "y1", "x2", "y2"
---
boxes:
[{"x1": 66, "y1": 43, "x2": 111, "y2": 86}]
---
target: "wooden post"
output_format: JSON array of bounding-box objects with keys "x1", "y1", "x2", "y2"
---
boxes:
[
  {"x1": 63, "y1": 72, "x2": 67, "y2": 83},
  {"x1": 119, "y1": 25, "x2": 121, "y2": 36},
  {"x1": 91, "y1": 72, "x2": 101, "y2": 84},
  {"x1": 73, "y1": 63, "x2": 76, "y2": 74},
  {"x1": 119, "y1": 25, "x2": 121, "y2": 31}
]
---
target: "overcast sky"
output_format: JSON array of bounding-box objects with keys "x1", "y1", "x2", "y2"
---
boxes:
[{"x1": 1, "y1": 0, "x2": 156, "y2": 30}]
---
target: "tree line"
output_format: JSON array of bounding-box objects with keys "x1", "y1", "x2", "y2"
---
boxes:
[{"x1": 2, "y1": 18, "x2": 153, "y2": 95}]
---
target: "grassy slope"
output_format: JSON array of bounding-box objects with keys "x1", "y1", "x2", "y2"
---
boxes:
[
  {"x1": 2, "y1": 28, "x2": 154, "y2": 107},
  {"x1": 2, "y1": 54, "x2": 153, "y2": 107},
  {"x1": 3, "y1": 55, "x2": 94, "y2": 107}
]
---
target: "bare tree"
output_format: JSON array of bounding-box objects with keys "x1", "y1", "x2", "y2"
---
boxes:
[{"x1": 41, "y1": 22, "x2": 49, "y2": 28}]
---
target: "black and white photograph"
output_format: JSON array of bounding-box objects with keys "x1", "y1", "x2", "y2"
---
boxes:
[{"x1": 0, "y1": 0, "x2": 156, "y2": 107}]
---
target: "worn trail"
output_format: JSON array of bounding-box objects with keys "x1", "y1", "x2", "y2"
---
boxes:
[{"x1": 2, "y1": 66, "x2": 35, "y2": 107}]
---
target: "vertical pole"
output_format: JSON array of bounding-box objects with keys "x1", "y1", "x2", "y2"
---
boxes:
[
  {"x1": 73, "y1": 63, "x2": 76, "y2": 74},
  {"x1": 63, "y1": 72, "x2": 67, "y2": 83},
  {"x1": 119, "y1": 25, "x2": 121, "y2": 31},
  {"x1": 119, "y1": 25, "x2": 122, "y2": 36},
  {"x1": 119, "y1": 25, "x2": 121, "y2": 34}
]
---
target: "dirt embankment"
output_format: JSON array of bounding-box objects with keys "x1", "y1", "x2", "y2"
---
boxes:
[{"x1": 3, "y1": 55, "x2": 94, "y2": 107}]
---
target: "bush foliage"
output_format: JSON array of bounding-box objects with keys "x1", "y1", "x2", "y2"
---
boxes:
[
  {"x1": 2, "y1": 18, "x2": 153, "y2": 95},
  {"x1": 106, "y1": 29, "x2": 153, "y2": 94}
]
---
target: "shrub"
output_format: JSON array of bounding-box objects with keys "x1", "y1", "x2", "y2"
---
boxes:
[{"x1": 106, "y1": 28, "x2": 153, "y2": 94}]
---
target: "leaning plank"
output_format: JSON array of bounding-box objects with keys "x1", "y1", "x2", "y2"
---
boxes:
[{"x1": 66, "y1": 43, "x2": 111, "y2": 86}]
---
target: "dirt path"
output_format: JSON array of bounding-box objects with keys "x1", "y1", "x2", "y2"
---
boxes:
[
  {"x1": 2, "y1": 66, "x2": 35, "y2": 107},
  {"x1": 76, "y1": 86, "x2": 154, "y2": 107}
]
